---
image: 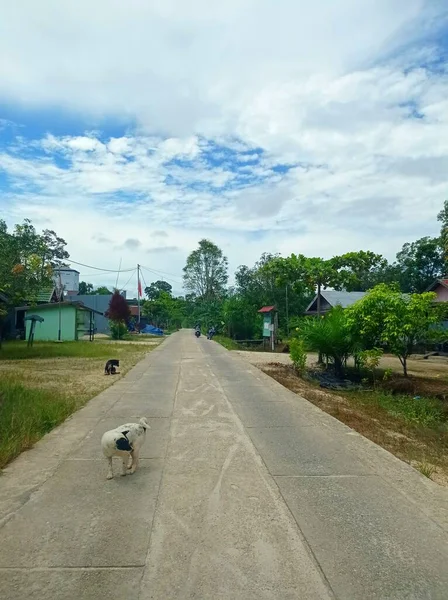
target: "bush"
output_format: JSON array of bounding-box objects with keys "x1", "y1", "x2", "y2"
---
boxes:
[
  {"x1": 357, "y1": 348, "x2": 383, "y2": 387},
  {"x1": 290, "y1": 338, "x2": 307, "y2": 375},
  {"x1": 109, "y1": 320, "x2": 128, "y2": 340},
  {"x1": 299, "y1": 306, "x2": 356, "y2": 376}
]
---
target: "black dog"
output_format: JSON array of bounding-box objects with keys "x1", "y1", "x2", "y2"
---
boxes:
[{"x1": 104, "y1": 359, "x2": 120, "y2": 375}]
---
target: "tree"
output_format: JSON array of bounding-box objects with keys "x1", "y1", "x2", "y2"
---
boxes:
[
  {"x1": 95, "y1": 286, "x2": 113, "y2": 295},
  {"x1": 41, "y1": 229, "x2": 70, "y2": 268},
  {"x1": 183, "y1": 239, "x2": 228, "y2": 300},
  {"x1": 145, "y1": 280, "x2": 172, "y2": 301},
  {"x1": 437, "y1": 199, "x2": 448, "y2": 271},
  {"x1": 143, "y1": 292, "x2": 185, "y2": 329},
  {"x1": 78, "y1": 281, "x2": 94, "y2": 295},
  {"x1": 346, "y1": 284, "x2": 445, "y2": 377},
  {"x1": 394, "y1": 237, "x2": 443, "y2": 293},
  {"x1": 330, "y1": 251, "x2": 390, "y2": 291},
  {"x1": 106, "y1": 290, "x2": 130, "y2": 323},
  {"x1": 0, "y1": 219, "x2": 55, "y2": 306}
]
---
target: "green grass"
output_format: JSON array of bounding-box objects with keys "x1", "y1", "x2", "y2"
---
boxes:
[
  {"x1": 213, "y1": 335, "x2": 240, "y2": 350},
  {"x1": 120, "y1": 334, "x2": 164, "y2": 342},
  {"x1": 0, "y1": 340, "x2": 142, "y2": 360},
  {"x1": 0, "y1": 376, "x2": 77, "y2": 469},
  {"x1": 416, "y1": 461, "x2": 437, "y2": 479},
  {"x1": 0, "y1": 339, "x2": 161, "y2": 469},
  {"x1": 346, "y1": 389, "x2": 447, "y2": 428}
]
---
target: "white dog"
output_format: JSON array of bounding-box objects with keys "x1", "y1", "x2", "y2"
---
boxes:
[{"x1": 101, "y1": 418, "x2": 149, "y2": 480}]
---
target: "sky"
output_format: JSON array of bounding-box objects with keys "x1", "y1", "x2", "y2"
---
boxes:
[{"x1": 1, "y1": 1, "x2": 447, "y2": 296}]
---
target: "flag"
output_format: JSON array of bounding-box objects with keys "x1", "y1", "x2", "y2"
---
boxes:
[{"x1": 138, "y1": 278, "x2": 142, "y2": 298}]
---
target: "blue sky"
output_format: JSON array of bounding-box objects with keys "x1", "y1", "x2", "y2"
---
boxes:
[{"x1": 0, "y1": 1, "x2": 447, "y2": 294}]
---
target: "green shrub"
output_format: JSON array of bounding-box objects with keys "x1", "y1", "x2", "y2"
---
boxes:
[
  {"x1": 290, "y1": 338, "x2": 307, "y2": 375},
  {"x1": 109, "y1": 320, "x2": 128, "y2": 340},
  {"x1": 357, "y1": 348, "x2": 383, "y2": 387},
  {"x1": 299, "y1": 306, "x2": 356, "y2": 376}
]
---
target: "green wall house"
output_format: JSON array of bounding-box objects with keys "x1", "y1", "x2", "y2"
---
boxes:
[{"x1": 18, "y1": 302, "x2": 102, "y2": 342}]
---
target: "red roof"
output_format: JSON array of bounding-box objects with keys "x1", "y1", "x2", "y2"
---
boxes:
[{"x1": 258, "y1": 305, "x2": 276, "y2": 313}]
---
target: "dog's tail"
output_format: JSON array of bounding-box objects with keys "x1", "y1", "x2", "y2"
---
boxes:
[{"x1": 139, "y1": 417, "x2": 149, "y2": 430}]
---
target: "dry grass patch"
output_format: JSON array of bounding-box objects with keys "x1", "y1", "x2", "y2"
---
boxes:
[
  {"x1": 259, "y1": 362, "x2": 448, "y2": 487},
  {"x1": 0, "y1": 339, "x2": 161, "y2": 468}
]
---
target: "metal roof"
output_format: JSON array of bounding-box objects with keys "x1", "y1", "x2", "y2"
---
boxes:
[
  {"x1": 16, "y1": 301, "x2": 103, "y2": 315},
  {"x1": 426, "y1": 278, "x2": 448, "y2": 292},
  {"x1": 36, "y1": 287, "x2": 59, "y2": 303},
  {"x1": 258, "y1": 305, "x2": 276, "y2": 313},
  {"x1": 305, "y1": 291, "x2": 366, "y2": 313}
]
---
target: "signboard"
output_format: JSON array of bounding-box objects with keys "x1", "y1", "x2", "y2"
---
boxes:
[{"x1": 263, "y1": 315, "x2": 272, "y2": 337}]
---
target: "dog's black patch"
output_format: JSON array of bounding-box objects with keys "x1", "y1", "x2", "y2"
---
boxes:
[
  {"x1": 115, "y1": 431, "x2": 132, "y2": 452},
  {"x1": 105, "y1": 359, "x2": 120, "y2": 375}
]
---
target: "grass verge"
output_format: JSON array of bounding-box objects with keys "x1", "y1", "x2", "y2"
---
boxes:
[
  {"x1": 259, "y1": 363, "x2": 448, "y2": 486},
  {"x1": 0, "y1": 339, "x2": 161, "y2": 469},
  {"x1": 213, "y1": 335, "x2": 240, "y2": 350}
]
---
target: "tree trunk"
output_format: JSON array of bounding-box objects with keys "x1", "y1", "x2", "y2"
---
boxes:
[{"x1": 334, "y1": 356, "x2": 343, "y2": 378}]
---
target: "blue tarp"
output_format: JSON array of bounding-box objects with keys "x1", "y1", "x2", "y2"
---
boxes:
[{"x1": 140, "y1": 324, "x2": 164, "y2": 336}]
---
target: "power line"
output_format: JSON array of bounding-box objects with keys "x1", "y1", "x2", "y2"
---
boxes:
[
  {"x1": 69, "y1": 258, "x2": 183, "y2": 285},
  {"x1": 68, "y1": 258, "x2": 135, "y2": 273},
  {"x1": 120, "y1": 269, "x2": 137, "y2": 292},
  {"x1": 140, "y1": 265, "x2": 183, "y2": 285}
]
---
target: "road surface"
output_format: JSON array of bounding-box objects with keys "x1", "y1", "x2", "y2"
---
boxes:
[{"x1": 0, "y1": 330, "x2": 447, "y2": 599}]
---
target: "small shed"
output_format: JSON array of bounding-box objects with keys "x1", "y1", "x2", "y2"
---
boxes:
[
  {"x1": 305, "y1": 291, "x2": 366, "y2": 315},
  {"x1": 258, "y1": 305, "x2": 278, "y2": 351},
  {"x1": 16, "y1": 301, "x2": 103, "y2": 342}
]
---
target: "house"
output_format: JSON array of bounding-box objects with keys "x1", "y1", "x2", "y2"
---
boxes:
[
  {"x1": 14, "y1": 286, "x2": 63, "y2": 338},
  {"x1": 305, "y1": 291, "x2": 366, "y2": 315},
  {"x1": 16, "y1": 301, "x2": 103, "y2": 342},
  {"x1": 70, "y1": 294, "x2": 113, "y2": 334},
  {"x1": 426, "y1": 278, "x2": 448, "y2": 302},
  {"x1": 70, "y1": 292, "x2": 129, "y2": 335}
]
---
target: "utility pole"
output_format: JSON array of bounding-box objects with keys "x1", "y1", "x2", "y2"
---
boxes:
[
  {"x1": 285, "y1": 284, "x2": 289, "y2": 337},
  {"x1": 137, "y1": 264, "x2": 141, "y2": 325}
]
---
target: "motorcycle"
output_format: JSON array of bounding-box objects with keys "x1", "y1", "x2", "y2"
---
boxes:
[{"x1": 195, "y1": 329, "x2": 201, "y2": 338}]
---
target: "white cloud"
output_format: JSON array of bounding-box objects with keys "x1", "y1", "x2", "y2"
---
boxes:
[{"x1": 0, "y1": 0, "x2": 447, "y2": 293}]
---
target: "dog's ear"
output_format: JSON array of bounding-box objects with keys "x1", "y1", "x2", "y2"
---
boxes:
[{"x1": 139, "y1": 417, "x2": 149, "y2": 429}]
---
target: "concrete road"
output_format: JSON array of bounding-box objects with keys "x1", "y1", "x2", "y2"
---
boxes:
[{"x1": 0, "y1": 330, "x2": 447, "y2": 599}]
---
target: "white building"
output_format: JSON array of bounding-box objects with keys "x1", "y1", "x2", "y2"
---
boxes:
[{"x1": 53, "y1": 268, "x2": 80, "y2": 296}]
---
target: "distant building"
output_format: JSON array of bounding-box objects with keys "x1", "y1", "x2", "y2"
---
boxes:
[
  {"x1": 305, "y1": 291, "x2": 367, "y2": 315},
  {"x1": 53, "y1": 268, "x2": 80, "y2": 296},
  {"x1": 426, "y1": 278, "x2": 448, "y2": 302},
  {"x1": 70, "y1": 291, "x2": 127, "y2": 335}
]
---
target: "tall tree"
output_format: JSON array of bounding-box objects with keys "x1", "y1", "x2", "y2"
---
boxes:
[
  {"x1": 394, "y1": 236, "x2": 443, "y2": 292},
  {"x1": 0, "y1": 219, "x2": 55, "y2": 305},
  {"x1": 330, "y1": 251, "x2": 390, "y2": 291},
  {"x1": 183, "y1": 239, "x2": 228, "y2": 300},
  {"x1": 41, "y1": 229, "x2": 70, "y2": 267},
  {"x1": 437, "y1": 199, "x2": 448, "y2": 272},
  {"x1": 145, "y1": 280, "x2": 172, "y2": 300}
]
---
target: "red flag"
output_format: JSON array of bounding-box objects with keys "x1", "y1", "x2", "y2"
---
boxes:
[{"x1": 138, "y1": 279, "x2": 142, "y2": 298}]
